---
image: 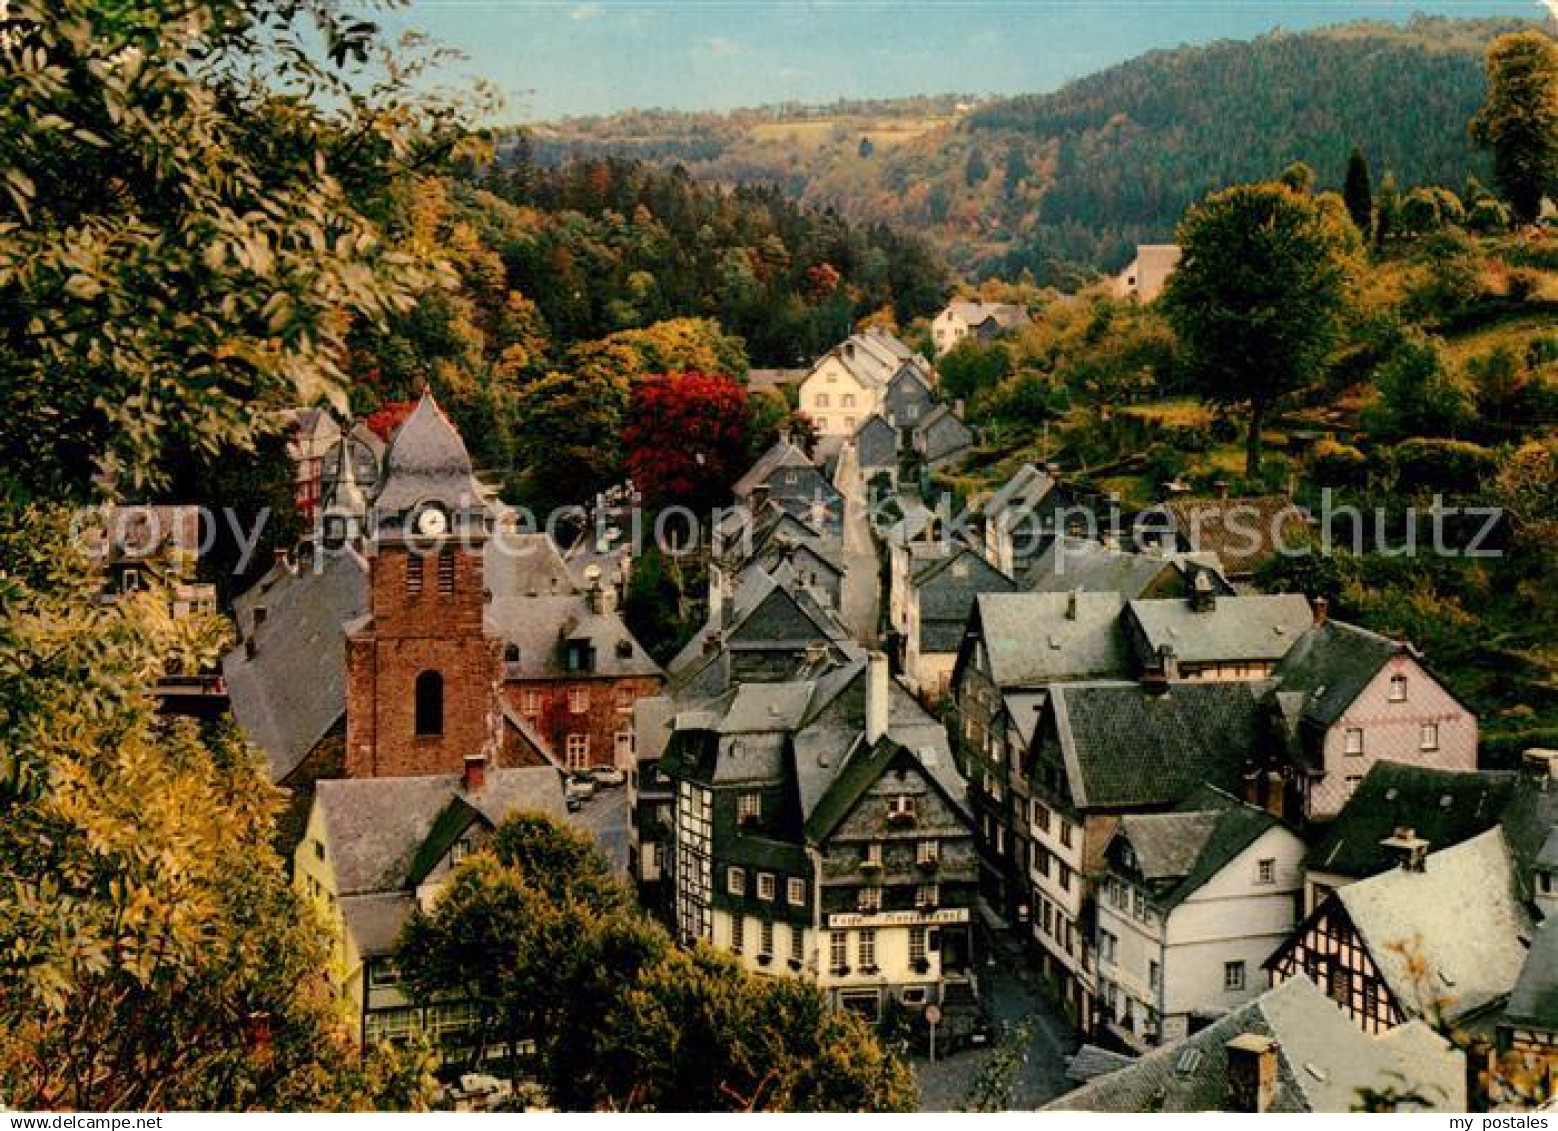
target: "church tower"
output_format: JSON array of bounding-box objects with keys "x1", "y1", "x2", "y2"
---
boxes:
[{"x1": 345, "y1": 395, "x2": 505, "y2": 778}]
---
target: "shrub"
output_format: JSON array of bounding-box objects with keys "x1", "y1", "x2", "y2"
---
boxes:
[
  {"x1": 1310, "y1": 439, "x2": 1369, "y2": 487},
  {"x1": 1467, "y1": 196, "x2": 1511, "y2": 234},
  {"x1": 1391, "y1": 437, "x2": 1498, "y2": 494}
]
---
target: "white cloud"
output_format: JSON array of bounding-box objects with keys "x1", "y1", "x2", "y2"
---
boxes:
[{"x1": 706, "y1": 37, "x2": 746, "y2": 58}]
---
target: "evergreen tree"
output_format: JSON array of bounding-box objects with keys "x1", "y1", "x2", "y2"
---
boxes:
[{"x1": 1344, "y1": 145, "x2": 1375, "y2": 235}]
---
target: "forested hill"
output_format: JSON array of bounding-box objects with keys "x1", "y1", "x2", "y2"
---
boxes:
[{"x1": 517, "y1": 16, "x2": 1543, "y2": 280}]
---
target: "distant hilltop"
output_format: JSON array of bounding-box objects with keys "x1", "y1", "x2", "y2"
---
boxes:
[{"x1": 510, "y1": 15, "x2": 1545, "y2": 281}]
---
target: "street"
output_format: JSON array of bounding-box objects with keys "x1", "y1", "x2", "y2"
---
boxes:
[{"x1": 912, "y1": 930, "x2": 1078, "y2": 1111}]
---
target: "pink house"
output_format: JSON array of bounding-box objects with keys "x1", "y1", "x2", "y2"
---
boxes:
[{"x1": 1267, "y1": 611, "x2": 1476, "y2": 821}]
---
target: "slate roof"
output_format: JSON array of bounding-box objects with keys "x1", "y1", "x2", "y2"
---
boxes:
[
  {"x1": 943, "y1": 301, "x2": 1029, "y2": 330},
  {"x1": 916, "y1": 404, "x2": 974, "y2": 463},
  {"x1": 1306, "y1": 761, "x2": 1517, "y2": 880},
  {"x1": 1044, "y1": 680, "x2": 1271, "y2": 811},
  {"x1": 339, "y1": 892, "x2": 415, "y2": 959},
  {"x1": 1330, "y1": 828, "x2": 1531, "y2": 1025},
  {"x1": 1506, "y1": 916, "x2": 1558, "y2": 1032},
  {"x1": 980, "y1": 462, "x2": 1057, "y2": 522},
  {"x1": 854, "y1": 414, "x2": 900, "y2": 470},
  {"x1": 1127, "y1": 593, "x2": 1314, "y2": 666},
  {"x1": 913, "y1": 547, "x2": 1017, "y2": 654},
  {"x1": 733, "y1": 438, "x2": 815, "y2": 499},
  {"x1": 1047, "y1": 975, "x2": 1463, "y2": 1113},
  {"x1": 1065, "y1": 1045, "x2": 1136, "y2": 1085},
  {"x1": 805, "y1": 733, "x2": 970, "y2": 843},
  {"x1": 971, "y1": 591, "x2": 1129, "y2": 687},
  {"x1": 1271, "y1": 619, "x2": 1411, "y2": 729},
  {"x1": 484, "y1": 590, "x2": 661, "y2": 681},
  {"x1": 1113, "y1": 786, "x2": 1285, "y2": 910},
  {"x1": 371, "y1": 394, "x2": 487, "y2": 518},
  {"x1": 316, "y1": 767, "x2": 567, "y2": 896},
  {"x1": 1155, "y1": 495, "x2": 1308, "y2": 576},
  {"x1": 1001, "y1": 691, "x2": 1048, "y2": 750},
  {"x1": 1027, "y1": 537, "x2": 1204, "y2": 598},
  {"x1": 222, "y1": 548, "x2": 367, "y2": 781}
]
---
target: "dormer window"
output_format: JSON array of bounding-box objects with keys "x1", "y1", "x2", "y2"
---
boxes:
[{"x1": 888, "y1": 795, "x2": 916, "y2": 824}]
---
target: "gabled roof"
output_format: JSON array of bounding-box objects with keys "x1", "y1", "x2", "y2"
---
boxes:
[
  {"x1": 316, "y1": 767, "x2": 567, "y2": 896},
  {"x1": 1153, "y1": 495, "x2": 1307, "y2": 576},
  {"x1": 732, "y1": 438, "x2": 816, "y2": 499},
  {"x1": 1112, "y1": 786, "x2": 1287, "y2": 911},
  {"x1": 1271, "y1": 619, "x2": 1413, "y2": 729},
  {"x1": 941, "y1": 301, "x2": 1029, "y2": 330},
  {"x1": 805, "y1": 735, "x2": 969, "y2": 843},
  {"x1": 1506, "y1": 915, "x2": 1558, "y2": 1033},
  {"x1": 1028, "y1": 537, "x2": 1224, "y2": 598},
  {"x1": 1327, "y1": 829, "x2": 1531, "y2": 1024},
  {"x1": 1127, "y1": 593, "x2": 1314, "y2": 665},
  {"x1": 912, "y1": 547, "x2": 1018, "y2": 654},
  {"x1": 222, "y1": 548, "x2": 367, "y2": 781},
  {"x1": 1044, "y1": 680, "x2": 1271, "y2": 811},
  {"x1": 970, "y1": 591, "x2": 1128, "y2": 688},
  {"x1": 1305, "y1": 761, "x2": 1516, "y2": 880},
  {"x1": 340, "y1": 892, "x2": 416, "y2": 959},
  {"x1": 1047, "y1": 975, "x2": 1463, "y2": 1113},
  {"x1": 980, "y1": 462, "x2": 1057, "y2": 521},
  {"x1": 485, "y1": 590, "x2": 661, "y2": 681}
]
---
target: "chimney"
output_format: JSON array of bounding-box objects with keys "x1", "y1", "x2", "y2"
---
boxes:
[
  {"x1": 1312, "y1": 596, "x2": 1329, "y2": 626},
  {"x1": 1189, "y1": 570, "x2": 1216, "y2": 612},
  {"x1": 1225, "y1": 1034, "x2": 1280, "y2": 1113},
  {"x1": 1214, "y1": 479, "x2": 1230, "y2": 500},
  {"x1": 866, "y1": 650, "x2": 889, "y2": 745},
  {"x1": 1465, "y1": 1036, "x2": 1494, "y2": 1113},
  {"x1": 1157, "y1": 643, "x2": 1179, "y2": 681},
  {"x1": 1380, "y1": 827, "x2": 1429, "y2": 873},
  {"x1": 954, "y1": 398, "x2": 965, "y2": 418},
  {"x1": 462, "y1": 753, "x2": 487, "y2": 792}
]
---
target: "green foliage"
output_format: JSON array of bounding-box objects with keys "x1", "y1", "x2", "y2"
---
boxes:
[
  {"x1": 1163, "y1": 182, "x2": 1363, "y2": 473},
  {"x1": 1344, "y1": 146, "x2": 1374, "y2": 235},
  {"x1": 512, "y1": 369, "x2": 631, "y2": 511},
  {"x1": 1362, "y1": 331, "x2": 1474, "y2": 440},
  {"x1": 0, "y1": 510, "x2": 433, "y2": 1110},
  {"x1": 0, "y1": 0, "x2": 463, "y2": 503},
  {"x1": 1400, "y1": 185, "x2": 1467, "y2": 233},
  {"x1": 1310, "y1": 439, "x2": 1371, "y2": 488},
  {"x1": 396, "y1": 814, "x2": 917, "y2": 1111},
  {"x1": 1401, "y1": 231, "x2": 1487, "y2": 326},
  {"x1": 938, "y1": 339, "x2": 1012, "y2": 404},
  {"x1": 1471, "y1": 31, "x2": 1558, "y2": 223},
  {"x1": 622, "y1": 544, "x2": 698, "y2": 665},
  {"x1": 1466, "y1": 195, "x2": 1512, "y2": 233},
  {"x1": 1280, "y1": 161, "x2": 1317, "y2": 194},
  {"x1": 1391, "y1": 437, "x2": 1498, "y2": 493}
]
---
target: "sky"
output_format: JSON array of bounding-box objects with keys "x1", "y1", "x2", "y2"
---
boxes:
[{"x1": 389, "y1": 0, "x2": 1557, "y2": 121}]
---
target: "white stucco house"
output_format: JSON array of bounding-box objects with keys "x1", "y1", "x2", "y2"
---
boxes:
[
  {"x1": 1113, "y1": 244, "x2": 1182, "y2": 302},
  {"x1": 797, "y1": 329, "x2": 931, "y2": 437},
  {"x1": 931, "y1": 301, "x2": 1030, "y2": 355}
]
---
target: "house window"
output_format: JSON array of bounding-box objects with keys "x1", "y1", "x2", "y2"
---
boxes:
[
  {"x1": 1033, "y1": 801, "x2": 1051, "y2": 833},
  {"x1": 1345, "y1": 728, "x2": 1364, "y2": 756},
  {"x1": 568, "y1": 686, "x2": 590, "y2": 714},
  {"x1": 1257, "y1": 858, "x2": 1276, "y2": 886},
  {"x1": 1389, "y1": 674, "x2": 1408, "y2": 702},
  {"x1": 863, "y1": 842, "x2": 883, "y2": 867},
  {"x1": 760, "y1": 920, "x2": 775, "y2": 959},
  {"x1": 1132, "y1": 888, "x2": 1146, "y2": 919},
  {"x1": 565, "y1": 733, "x2": 589, "y2": 769},
  {"x1": 888, "y1": 795, "x2": 915, "y2": 822},
  {"x1": 615, "y1": 687, "x2": 633, "y2": 710},
  {"x1": 414, "y1": 671, "x2": 443, "y2": 736},
  {"x1": 406, "y1": 554, "x2": 424, "y2": 595},
  {"x1": 1149, "y1": 961, "x2": 1160, "y2": 991},
  {"x1": 1099, "y1": 930, "x2": 1117, "y2": 964},
  {"x1": 1420, "y1": 723, "x2": 1440, "y2": 751},
  {"x1": 615, "y1": 730, "x2": 634, "y2": 760},
  {"x1": 521, "y1": 688, "x2": 542, "y2": 715},
  {"x1": 368, "y1": 960, "x2": 402, "y2": 988},
  {"x1": 450, "y1": 836, "x2": 472, "y2": 866},
  {"x1": 1057, "y1": 863, "x2": 1071, "y2": 892},
  {"x1": 857, "y1": 887, "x2": 882, "y2": 913},
  {"x1": 1224, "y1": 961, "x2": 1246, "y2": 992},
  {"x1": 757, "y1": 873, "x2": 776, "y2": 901},
  {"x1": 909, "y1": 926, "x2": 929, "y2": 966},
  {"x1": 787, "y1": 877, "x2": 806, "y2": 907},
  {"x1": 437, "y1": 551, "x2": 455, "y2": 596},
  {"x1": 1059, "y1": 821, "x2": 1073, "y2": 848},
  {"x1": 1346, "y1": 774, "x2": 1363, "y2": 796},
  {"x1": 917, "y1": 840, "x2": 939, "y2": 867},
  {"x1": 730, "y1": 914, "x2": 744, "y2": 954},
  {"x1": 844, "y1": 417, "x2": 856, "y2": 431},
  {"x1": 790, "y1": 923, "x2": 805, "y2": 964},
  {"x1": 858, "y1": 929, "x2": 877, "y2": 971},
  {"x1": 1327, "y1": 965, "x2": 1350, "y2": 1005},
  {"x1": 815, "y1": 394, "x2": 830, "y2": 408},
  {"x1": 916, "y1": 884, "x2": 939, "y2": 909},
  {"x1": 829, "y1": 930, "x2": 848, "y2": 974},
  {"x1": 727, "y1": 866, "x2": 746, "y2": 896},
  {"x1": 738, "y1": 793, "x2": 762, "y2": 823}
]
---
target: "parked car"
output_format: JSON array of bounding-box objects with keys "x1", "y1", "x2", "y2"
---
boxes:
[
  {"x1": 565, "y1": 777, "x2": 595, "y2": 810},
  {"x1": 590, "y1": 765, "x2": 627, "y2": 787}
]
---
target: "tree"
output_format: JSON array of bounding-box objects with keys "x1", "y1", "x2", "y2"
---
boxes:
[
  {"x1": 0, "y1": 0, "x2": 463, "y2": 503},
  {"x1": 1163, "y1": 182, "x2": 1362, "y2": 475},
  {"x1": 0, "y1": 511, "x2": 433, "y2": 1110},
  {"x1": 1344, "y1": 145, "x2": 1374, "y2": 235},
  {"x1": 1279, "y1": 161, "x2": 1316, "y2": 194},
  {"x1": 622, "y1": 371, "x2": 750, "y2": 512},
  {"x1": 964, "y1": 147, "x2": 990, "y2": 187},
  {"x1": 1375, "y1": 170, "x2": 1403, "y2": 248},
  {"x1": 397, "y1": 814, "x2": 917, "y2": 1111},
  {"x1": 1361, "y1": 331, "x2": 1473, "y2": 440},
  {"x1": 1471, "y1": 31, "x2": 1558, "y2": 224},
  {"x1": 513, "y1": 368, "x2": 631, "y2": 510}
]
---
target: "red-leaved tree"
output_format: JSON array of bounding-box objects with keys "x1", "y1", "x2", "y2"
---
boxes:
[{"x1": 623, "y1": 372, "x2": 750, "y2": 512}]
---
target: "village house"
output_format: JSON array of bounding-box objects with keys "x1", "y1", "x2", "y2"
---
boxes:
[
  {"x1": 1047, "y1": 974, "x2": 1465, "y2": 1113},
  {"x1": 280, "y1": 407, "x2": 342, "y2": 525},
  {"x1": 972, "y1": 463, "x2": 1088, "y2": 581},
  {"x1": 912, "y1": 403, "x2": 975, "y2": 471},
  {"x1": 883, "y1": 363, "x2": 936, "y2": 426},
  {"x1": 889, "y1": 543, "x2": 1016, "y2": 700},
  {"x1": 1123, "y1": 588, "x2": 1315, "y2": 682},
  {"x1": 293, "y1": 757, "x2": 573, "y2": 1049},
  {"x1": 1093, "y1": 786, "x2": 1306, "y2": 1050},
  {"x1": 660, "y1": 653, "x2": 981, "y2": 1027},
  {"x1": 931, "y1": 301, "x2": 1030, "y2": 355},
  {"x1": 1026, "y1": 536, "x2": 1230, "y2": 600},
  {"x1": 1112, "y1": 244, "x2": 1183, "y2": 303},
  {"x1": 732, "y1": 437, "x2": 844, "y2": 535},
  {"x1": 1500, "y1": 916, "x2": 1558, "y2": 1086},
  {"x1": 797, "y1": 329, "x2": 932, "y2": 438},
  {"x1": 1266, "y1": 828, "x2": 1531, "y2": 1036},
  {"x1": 1261, "y1": 612, "x2": 1478, "y2": 820},
  {"x1": 1141, "y1": 492, "x2": 1308, "y2": 583}
]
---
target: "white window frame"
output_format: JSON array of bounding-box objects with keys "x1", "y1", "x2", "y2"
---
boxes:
[{"x1": 727, "y1": 866, "x2": 746, "y2": 896}]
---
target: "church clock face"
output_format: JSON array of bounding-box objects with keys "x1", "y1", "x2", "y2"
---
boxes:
[{"x1": 415, "y1": 506, "x2": 448, "y2": 537}]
